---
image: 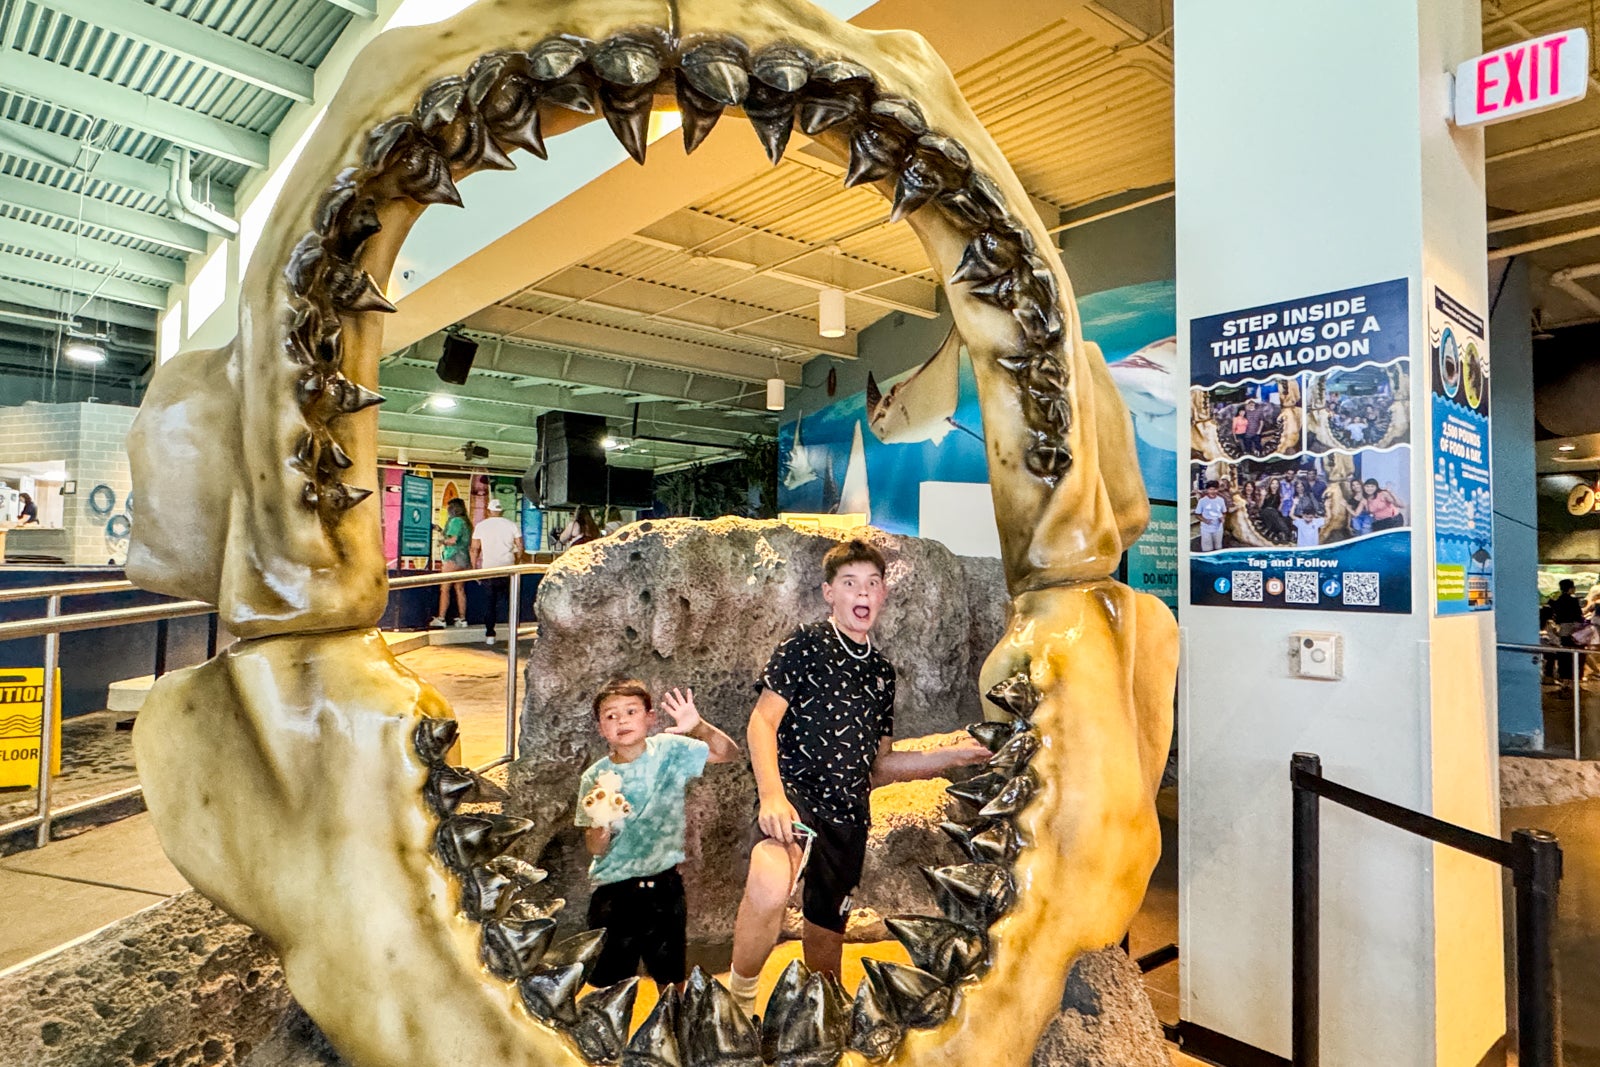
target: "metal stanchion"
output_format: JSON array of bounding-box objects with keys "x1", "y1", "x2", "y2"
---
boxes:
[
  {"x1": 206, "y1": 611, "x2": 219, "y2": 659},
  {"x1": 504, "y1": 572, "x2": 521, "y2": 762},
  {"x1": 153, "y1": 617, "x2": 169, "y2": 678},
  {"x1": 1291, "y1": 752, "x2": 1321, "y2": 1067},
  {"x1": 35, "y1": 594, "x2": 60, "y2": 849},
  {"x1": 1512, "y1": 828, "x2": 1563, "y2": 1067},
  {"x1": 1573, "y1": 651, "x2": 1583, "y2": 761}
]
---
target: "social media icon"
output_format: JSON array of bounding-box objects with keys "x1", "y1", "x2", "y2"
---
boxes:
[
  {"x1": 1323, "y1": 578, "x2": 1341, "y2": 598},
  {"x1": 1214, "y1": 577, "x2": 1231, "y2": 595}
]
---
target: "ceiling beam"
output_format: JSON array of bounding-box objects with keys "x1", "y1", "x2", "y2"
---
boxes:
[
  {"x1": 0, "y1": 215, "x2": 185, "y2": 284},
  {"x1": 0, "y1": 174, "x2": 207, "y2": 255},
  {"x1": 0, "y1": 279, "x2": 156, "y2": 331},
  {"x1": 37, "y1": 0, "x2": 314, "y2": 103},
  {"x1": 0, "y1": 51, "x2": 270, "y2": 169},
  {"x1": 0, "y1": 248, "x2": 166, "y2": 309},
  {"x1": 322, "y1": 0, "x2": 379, "y2": 18},
  {"x1": 0, "y1": 117, "x2": 234, "y2": 213}
]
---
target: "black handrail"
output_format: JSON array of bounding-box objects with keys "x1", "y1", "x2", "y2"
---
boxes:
[{"x1": 1291, "y1": 752, "x2": 1562, "y2": 1067}]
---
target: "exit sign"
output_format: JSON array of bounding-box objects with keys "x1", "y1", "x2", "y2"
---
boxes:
[{"x1": 1453, "y1": 28, "x2": 1589, "y2": 127}]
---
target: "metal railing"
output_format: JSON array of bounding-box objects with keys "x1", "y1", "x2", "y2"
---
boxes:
[
  {"x1": 1498, "y1": 641, "x2": 1600, "y2": 760},
  {"x1": 0, "y1": 563, "x2": 547, "y2": 849},
  {"x1": 1291, "y1": 752, "x2": 1562, "y2": 1067}
]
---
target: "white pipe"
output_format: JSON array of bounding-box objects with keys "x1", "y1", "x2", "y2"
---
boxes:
[
  {"x1": 1550, "y1": 263, "x2": 1600, "y2": 316},
  {"x1": 1488, "y1": 221, "x2": 1600, "y2": 260},
  {"x1": 1048, "y1": 189, "x2": 1176, "y2": 234},
  {"x1": 1488, "y1": 196, "x2": 1600, "y2": 235},
  {"x1": 165, "y1": 149, "x2": 239, "y2": 238}
]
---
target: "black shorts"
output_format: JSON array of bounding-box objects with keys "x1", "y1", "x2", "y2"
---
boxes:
[
  {"x1": 748, "y1": 793, "x2": 868, "y2": 935},
  {"x1": 585, "y1": 867, "x2": 687, "y2": 987}
]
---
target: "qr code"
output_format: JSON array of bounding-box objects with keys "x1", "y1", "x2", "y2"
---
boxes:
[
  {"x1": 1285, "y1": 571, "x2": 1320, "y2": 605},
  {"x1": 1343, "y1": 572, "x2": 1381, "y2": 606},
  {"x1": 1230, "y1": 570, "x2": 1263, "y2": 602}
]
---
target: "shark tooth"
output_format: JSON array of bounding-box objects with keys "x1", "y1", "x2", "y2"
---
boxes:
[
  {"x1": 485, "y1": 854, "x2": 544, "y2": 883},
  {"x1": 1014, "y1": 300, "x2": 1066, "y2": 348},
  {"x1": 417, "y1": 77, "x2": 469, "y2": 133},
  {"x1": 327, "y1": 376, "x2": 385, "y2": 415},
  {"x1": 1025, "y1": 436, "x2": 1072, "y2": 482},
  {"x1": 797, "y1": 94, "x2": 860, "y2": 135},
  {"x1": 968, "y1": 820, "x2": 1023, "y2": 865},
  {"x1": 300, "y1": 482, "x2": 321, "y2": 509},
  {"x1": 967, "y1": 272, "x2": 1022, "y2": 310},
  {"x1": 542, "y1": 928, "x2": 607, "y2": 985},
  {"x1": 798, "y1": 59, "x2": 870, "y2": 134},
  {"x1": 917, "y1": 133, "x2": 971, "y2": 174},
  {"x1": 922, "y1": 862, "x2": 1016, "y2": 929},
  {"x1": 600, "y1": 86, "x2": 654, "y2": 164},
  {"x1": 591, "y1": 34, "x2": 662, "y2": 87},
  {"x1": 848, "y1": 960, "x2": 903, "y2": 1061},
  {"x1": 527, "y1": 36, "x2": 589, "y2": 81},
  {"x1": 844, "y1": 122, "x2": 907, "y2": 188},
  {"x1": 325, "y1": 261, "x2": 396, "y2": 314},
  {"x1": 545, "y1": 78, "x2": 599, "y2": 115},
  {"x1": 323, "y1": 438, "x2": 353, "y2": 470},
  {"x1": 459, "y1": 866, "x2": 517, "y2": 920},
  {"x1": 760, "y1": 958, "x2": 810, "y2": 1064},
  {"x1": 283, "y1": 234, "x2": 324, "y2": 298},
  {"x1": 624, "y1": 986, "x2": 683, "y2": 1067},
  {"x1": 751, "y1": 44, "x2": 813, "y2": 93},
  {"x1": 945, "y1": 771, "x2": 1008, "y2": 809},
  {"x1": 966, "y1": 720, "x2": 1019, "y2": 752},
  {"x1": 675, "y1": 75, "x2": 725, "y2": 155},
  {"x1": 978, "y1": 773, "x2": 1036, "y2": 818},
  {"x1": 987, "y1": 730, "x2": 1040, "y2": 775},
  {"x1": 681, "y1": 40, "x2": 749, "y2": 106},
  {"x1": 413, "y1": 716, "x2": 459, "y2": 763},
  {"x1": 679, "y1": 967, "x2": 761, "y2": 1067},
  {"x1": 424, "y1": 764, "x2": 477, "y2": 814},
  {"x1": 480, "y1": 916, "x2": 556, "y2": 979},
  {"x1": 745, "y1": 81, "x2": 797, "y2": 165},
  {"x1": 763, "y1": 961, "x2": 848, "y2": 1067},
  {"x1": 324, "y1": 482, "x2": 373, "y2": 514},
  {"x1": 966, "y1": 171, "x2": 1009, "y2": 222},
  {"x1": 290, "y1": 432, "x2": 317, "y2": 475},
  {"x1": 885, "y1": 915, "x2": 988, "y2": 985},
  {"x1": 890, "y1": 156, "x2": 944, "y2": 222},
  {"x1": 951, "y1": 232, "x2": 1018, "y2": 286},
  {"x1": 985, "y1": 671, "x2": 1040, "y2": 719},
  {"x1": 574, "y1": 978, "x2": 641, "y2": 1064},
  {"x1": 504, "y1": 896, "x2": 565, "y2": 922},
  {"x1": 936, "y1": 186, "x2": 989, "y2": 230},
  {"x1": 939, "y1": 819, "x2": 984, "y2": 860},
  {"x1": 869, "y1": 96, "x2": 928, "y2": 138},
  {"x1": 875, "y1": 961, "x2": 952, "y2": 1029},
  {"x1": 363, "y1": 119, "x2": 463, "y2": 206},
  {"x1": 434, "y1": 813, "x2": 534, "y2": 871},
  {"x1": 519, "y1": 962, "x2": 585, "y2": 1029},
  {"x1": 312, "y1": 172, "x2": 382, "y2": 259}
]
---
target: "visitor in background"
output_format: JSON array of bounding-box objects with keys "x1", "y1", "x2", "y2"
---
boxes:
[
  {"x1": 16, "y1": 492, "x2": 37, "y2": 525},
  {"x1": 602, "y1": 506, "x2": 626, "y2": 537},
  {"x1": 558, "y1": 505, "x2": 601, "y2": 550},
  {"x1": 471, "y1": 499, "x2": 522, "y2": 646},
  {"x1": 1549, "y1": 579, "x2": 1585, "y2": 683},
  {"x1": 430, "y1": 499, "x2": 472, "y2": 630}
]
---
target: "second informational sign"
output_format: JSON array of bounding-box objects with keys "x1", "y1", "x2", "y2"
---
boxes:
[
  {"x1": 1430, "y1": 285, "x2": 1493, "y2": 615},
  {"x1": 1127, "y1": 503, "x2": 1179, "y2": 610},
  {"x1": 398, "y1": 472, "x2": 434, "y2": 568},
  {"x1": 1189, "y1": 278, "x2": 1413, "y2": 614}
]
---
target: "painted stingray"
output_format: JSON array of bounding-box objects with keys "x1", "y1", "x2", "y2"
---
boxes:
[{"x1": 122, "y1": 2, "x2": 1178, "y2": 1066}]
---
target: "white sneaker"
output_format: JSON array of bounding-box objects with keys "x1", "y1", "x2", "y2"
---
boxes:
[
  {"x1": 453, "y1": 619, "x2": 469, "y2": 628},
  {"x1": 485, "y1": 634, "x2": 496, "y2": 645},
  {"x1": 428, "y1": 617, "x2": 446, "y2": 629}
]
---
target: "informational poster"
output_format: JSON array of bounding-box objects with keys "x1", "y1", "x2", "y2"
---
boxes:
[
  {"x1": 1127, "y1": 504, "x2": 1179, "y2": 610},
  {"x1": 399, "y1": 472, "x2": 434, "y2": 568},
  {"x1": 520, "y1": 495, "x2": 544, "y2": 553},
  {"x1": 0, "y1": 668, "x2": 60, "y2": 788},
  {"x1": 1429, "y1": 285, "x2": 1493, "y2": 614},
  {"x1": 1189, "y1": 279, "x2": 1413, "y2": 613}
]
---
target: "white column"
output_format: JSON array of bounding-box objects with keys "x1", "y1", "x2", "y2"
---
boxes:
[{"x1": 1174, "y1": 2, "x2": 1504, "y2": 1064}]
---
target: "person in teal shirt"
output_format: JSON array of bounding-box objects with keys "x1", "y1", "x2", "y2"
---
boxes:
[
  {"x1": 430, "y1": 499, "x2": 472, "y2": 628},
  {"x1": 575, "y1": 679, "x2": 739, "y2": 988}
]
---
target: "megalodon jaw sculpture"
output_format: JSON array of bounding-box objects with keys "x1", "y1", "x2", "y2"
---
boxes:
[{"x1": 124, "y1": 1, "x2": 1179, "y2": 1066}]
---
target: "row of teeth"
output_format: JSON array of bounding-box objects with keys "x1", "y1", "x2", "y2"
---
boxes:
[
  {"x1": 278, "y1": 31, "x2": 1079, "y2": 523},
  {"x1": 407, "y1": 666, "x2": 1042, "y2": 1066}
]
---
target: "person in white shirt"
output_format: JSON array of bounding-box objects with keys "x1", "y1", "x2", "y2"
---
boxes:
[
  {"x1": 1194, "y1": 481, "x2": 1229, "y2": 552},
  {"x1": 470, "y1": 500, "x2": 523, "y2": 645}
]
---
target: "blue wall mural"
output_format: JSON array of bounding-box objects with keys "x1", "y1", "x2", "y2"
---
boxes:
[{"x1": 778, "y1": 280, "x2": 1179, "y2": 539}]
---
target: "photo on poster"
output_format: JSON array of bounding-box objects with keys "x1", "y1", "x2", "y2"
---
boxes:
[
  {"x1": 1190, "y1": 374, "x2": 1305, "y2": 463},
  {"x1": 1190, "y1": 448, "x2": 1412, "y2": 553},
  {"x1": 1305, "y1": 359, "x2": 1411, "y2": 454}
]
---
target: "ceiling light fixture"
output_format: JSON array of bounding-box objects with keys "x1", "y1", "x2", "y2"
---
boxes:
[
  {"x1": 426, "y1": 394, "x2": 457, "y2": 411},
  {"x1": 818, "y1": 287, "x2": 846, "y2": 338},
  {"x1": 1558, "y1": 443, "x2": 1578, "y2": 452},
  {"x1": 64, "y1": 340, "x2": 106, "y2": 365}
]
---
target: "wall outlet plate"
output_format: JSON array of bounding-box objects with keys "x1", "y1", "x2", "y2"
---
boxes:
[{"x1": 1289, "y1": 631, "x2": 1343, "y2": 680}]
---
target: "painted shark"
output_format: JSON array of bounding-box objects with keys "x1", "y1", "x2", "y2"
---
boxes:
[
  {"x1": 1107, "y1": 336, "x2": 1176, "y2": 454},
  {"x1": 866, "y1": 324, "x2": 963, "y2": 445}
]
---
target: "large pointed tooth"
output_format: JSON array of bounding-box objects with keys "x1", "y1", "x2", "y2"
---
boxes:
[
  {"x1": 848, "y1": 960, "x2": 903, "y2": 1060},
  {"x1": 681, "y1": 43, "x2": 748, "y2": 106},
  {"x1": 602, "y1": 94, "x2": 652, "y2": 164},
  {"x1": 481, "y1": 916, "x2": 557, "y2": 979},
  {"x1": 844, "y1": 124, "x2": 907, "y2": 188},
  {"x1": 459, "y1": 866, "x2": 517, "y2": 919},
  {"x1": 876, "y1": 962, "x2": 951, "y2": 1029},
  {"x1": 324, "y1": 439, "x2": 353, "y2": 470},
  {"x1": 326, "y1": 260, "x2": 395, "y2": 313},
  {"x1": 869, "y1": 96, "x2": 928, "y2": 138},
  {"x1": 414, "y1": 716, "x2": 458, "y2": 762},
  {"x1": 988, "y1": 730, "x2": 1040, "y2": 775},
  {"x1": 504, "y1": 896, "x2": 565, "y2": 922},
  {"x1": 950, "y1": 232, "x2": 1017, "y2": 286},
  {"x1": 486, "y1": 854, "x2": 545, "y2": 884},
  {"x1": 945, "y1": 771, "x2": 1008, "y2": 809},
  {"x1": 328, "y1": 376, "x2": 385, "y2": 415},
  {"x1": 1026, "y1": 436, "x2": 1073, "y2": 483},
  {"x1": 939, "y1": 820, "x2": 983, "y2": 861},
  {"x1": 679, "y1": 966, "x2": 760, "y2": 1067},
  {"x1": 978, "y1": 773, "x2": 1036, "y2": 818},
  {"x1": 591, "y1": 35, "x2": 661, "y2": 88},
  {"x1": 519, "y1": 961, "x2": 585, "y2": 1029},
  {"x1": 798, "y1": 95, "x2": 860, "y2": 136},
  {"x1": 527, "y1": 36, "x2": 588, "y2": 81},
  {"x1": 937, "y1": 187, "x2": 989, "y2": 230},
  {"x1": 675, "y1": 75, "x2": 724, "y2": 155},
  {"x1": 890, "y1": 160, "x2": 942, "y2": 223},
  {"x1": 434, "y1": 813, "x2": 533, "y2": 871},
  {"x1": 326, "y1": 482, "x2": 373, "y2": 513},
  {"x1": 745, "y1": 83, "x2": 796, "y2": 165},
  {"x1": 885, "y1": 916, "x2": 987, "y2": 985},
  {"x1": 967, "y1": 272, "x2": 1021, "y2": 310},
  {"x1": 624, "y1": 986, "x2": 683, "y2": 1067},
  {"x1": 290, "y1": 432, "x2": 317, "y2": 474},
  {"x1": 1014, "y1": 300, "x2": 1066, "y2": 348},
  {"x1": 475, "y1": 133, "x2": 517, "y2": 172},
  {"x1": 424, "y1": 764, "x2": 477, "y2": 814},
  {"x1": 546, "y1": 79, "x2": 599, "y2": 114},
  {"x1": 542, "y1": 928, "x2": 607, "y2": 984},
  {"x1": 966, "y1": 720, "x2": 1017, "y2": 753},
  {"x1": 497, "y1": 103, "x2": 548, "y2": 158},
  {"x1": 766, "y1": 966, "x2": 848, "y2": 1067},
  {"x1": 985, "y1": 671, "x2": 1040, "y2": 719},
  {"x1": 574, "y1": 978, "x2": 641, "y2": 1065},
  {"x1": 968, "y1": 820, "x2": 1023, "y2": 865},
  {"x1": 760, "y1": 958, "x2": 810, "y2": 1064},
  {"x1": 921, "y1": 862, "x2": 1016, "y2": 929},
  {"x1": 750, "y1": 44, "x2": 813, "y2": 93},
  {"x1": 797, "y1": 60, "x2": 869, "y2": 134}
]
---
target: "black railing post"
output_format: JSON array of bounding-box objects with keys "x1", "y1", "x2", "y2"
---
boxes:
[
  {"x1": 153, "y1": 617, "x2": 169, "y2": 678},
  {"x1": 1513, "y1": 828, "x2": 1563, "y2": 1067},
  {"x1": 1291, "y1": 752, "x2": 1322, "y2": 1067},
  {"x1": 206, "y1": 612, "x2": 218, "y2": 659}
]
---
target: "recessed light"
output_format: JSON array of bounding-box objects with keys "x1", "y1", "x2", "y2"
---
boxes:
[
  {"x1": 1558, "y1": 444, "x2": 1578, "y2": 452},
  {"x1": 64, "y1": 341, "x2": 106, "y2": 364},
  {"x1": 427, "y1": 394, "x2": 457, "y2": 411}
]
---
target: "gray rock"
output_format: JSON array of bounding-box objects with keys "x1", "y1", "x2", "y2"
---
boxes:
[
  {"x1": 1500, "y1": 756, "x2": 1600, "y2": 809},
  {"x1": 509, "y1": 519, "x2": 1004, "y2": 942},
  {"x1": 1033, "y1": 948, "x2": 1171, "y2": 1067},
  {"x1": 0, "y1": 890, "x2": 290, "y2": 1067},
  {"x1": 240, "y1": 1006, "x2": 346, "y2": 1067}
]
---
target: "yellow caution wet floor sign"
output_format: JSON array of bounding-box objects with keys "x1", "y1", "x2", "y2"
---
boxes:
[{"x1": 0, "y1": 669, "x2": 61, "y2": 788}]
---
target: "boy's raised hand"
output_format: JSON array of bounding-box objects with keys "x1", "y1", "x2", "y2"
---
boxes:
[{"x1": 660, "y1": 687, "x2": 702, "y2": 735}]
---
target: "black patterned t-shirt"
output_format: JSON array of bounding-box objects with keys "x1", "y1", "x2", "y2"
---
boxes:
[{"x1": 758, "y1": 620, "x2": 896, "y2": 828}]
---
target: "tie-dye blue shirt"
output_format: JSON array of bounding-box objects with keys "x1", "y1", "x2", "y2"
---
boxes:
[{"x1": 575, "y1": 733, "x2": 710, "y2": 886}]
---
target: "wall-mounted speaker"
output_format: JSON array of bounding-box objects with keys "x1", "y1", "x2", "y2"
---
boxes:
[{"x1": 435, "y1": 332, "x2": 479, "y2": 385}]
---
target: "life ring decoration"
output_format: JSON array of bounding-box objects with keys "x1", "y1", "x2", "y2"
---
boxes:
[
  {"x1": 105, "y1": 514, "x2": 131, "y2": 539},
  {"x1": 88, "y1": 484, "x2": 117, "y2": 516}
]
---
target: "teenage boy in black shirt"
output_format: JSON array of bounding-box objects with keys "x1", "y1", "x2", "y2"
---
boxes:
[{"x1": 727, "y1": 539, "x2": 991, "y2": 1014}]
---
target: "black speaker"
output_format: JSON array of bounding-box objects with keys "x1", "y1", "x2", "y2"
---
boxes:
[
  {"x1": 535, "y1": 412, "x2": 607, "y2": 506},
  {"x1": 435, "y1": 332, "x2": 479, "y2": 385}
]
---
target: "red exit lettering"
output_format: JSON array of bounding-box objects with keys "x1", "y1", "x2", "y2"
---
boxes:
[{"x1": 1457, "y1": 29, "x2": 1588, "y2": 127}]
